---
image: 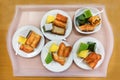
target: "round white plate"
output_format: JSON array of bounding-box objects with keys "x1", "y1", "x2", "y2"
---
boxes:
[
  {"x1": 40, "y1": 9, "x2": 72, "y2": 40},
  {"x1": 41, "y1": 40, "x2": 73, "y2": 72},
  {"x1": 74, "y1": 7, "x2": 102, "y2": 34},
  {"x1": 72, "y1": 37, "x2": 105, "y2": 70},
  {"x1": 12, "y1": 25, "x2": 45, "y2": 58}
]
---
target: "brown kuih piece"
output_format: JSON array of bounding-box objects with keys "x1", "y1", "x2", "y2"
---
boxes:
[
  {"x1": 52, "y1": 26, "x2": 65, "y2": 35},
  {"x1": 63, "y1": 46, "x2": 72, "y2": 57},
  {"x1": 52, "y1": 53, "x2": 65, "y2": 65},
  {"x1": 25, "y1": 31, "x2": 41, "y2": 48},
  {"x1": 53, "y1": 19, "x2": 66, "y2": 29},
  {"x1": 56, "y1": 58, "x2": 65, "y2": 65},
  {"x1": 56, "y1": 13, "x2": 68, "y2": 23},
  {"x1": 57, "y1": 42, "x2": 66, "y2": 56},
  {"x1": 88, "y1": 15, "x2": 101, "y2": 26},
  {"x1": 25, "y1": 31, "x2": 35, "y2": 45},
  {"x1": 20, "y1": 44, "x2": 34, "y2": 53},
  {"x1": 31, "y1": 34, "x2": 41, "y2": 48},
  {"x1": 79, "y1": 24, "x2": 95, "y2": 32}
]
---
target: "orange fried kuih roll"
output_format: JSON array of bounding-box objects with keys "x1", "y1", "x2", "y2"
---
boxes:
[
  {"x1": 25, "y1": 31, "x2": 35, "y2": 45},
  {"x1": 57, "y1": 42, "x2": 66, "y2": 56},
  {"x1": 26, "y1": 31, "x2": 41, "y2": 48},
  {"x1": 20, "y1": 44, "x2": 34, "y2": 53},
  {"x1": 52, "y1": 53, "x2": 65, "y2": 65},
  {"x1": 84, "y1": 52, "x2": 101, "y2": 69},
  {"x1": 63, "y1": 46, "x2": 72, "y2": 57},
  {"x1": 31, "y1": 34, "x2": 41, "y2": 48},
  {"x1": 53, "y1": 19, "x2": 66, "y2": 29},
  {"x1": 56, "y1": 13, "x2": 68, "y2": 23}
]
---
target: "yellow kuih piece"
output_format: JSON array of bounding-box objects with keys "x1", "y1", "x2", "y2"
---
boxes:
[
  {"x1": 49, "y1": 43, "x2": 59, "y2": 52},
  {"x1": 77, "y1": 50, "x2": 89, "y2": 58},
  {"x1": 46, "y1": 15, "x2": 55, "y2": 23},
  {"x1": 18, "y1": 36, "x2": 27, "y2": 44}
]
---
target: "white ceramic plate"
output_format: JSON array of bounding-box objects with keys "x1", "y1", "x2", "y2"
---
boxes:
[
  {"x1": 72, "y1": 37, "x2": 105, "y2": 70},
  {"x1": 40, "y1": 9, "x2": 72, "y2": 40},
  {"x1": 74, "y1": 7, "x2": 102, "y2": 34},
  {"x1": 41, "y1": 40, "x2": 73, "y2": 72},
  {"x1": 12, "y1": 25, "x2": 45, "y2": 58}
]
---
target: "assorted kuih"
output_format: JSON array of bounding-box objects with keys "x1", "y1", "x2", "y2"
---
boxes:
[
  {"x1": 77, "y1": 42, "x2": 101, "y2": 69},
  {"x1": 43, "y1": 13, "x2": 68, "y2": 35},
  {"x1": 14, "y1": 8, "x2": 104, "y2": 71},
  {"x1": 45, "y1": 42, "x2": 72, "y2": 65},
  {"x1": 18, "y1": 31, "x2": 41, "y2": 53},
  {"x1": 76, "y1": 9, "x2": 101, "y2": 32}
]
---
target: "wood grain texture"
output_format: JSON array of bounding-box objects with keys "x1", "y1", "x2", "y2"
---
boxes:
[{"x1": 0, "y1": 0, "x2": 120, "y2": 80}]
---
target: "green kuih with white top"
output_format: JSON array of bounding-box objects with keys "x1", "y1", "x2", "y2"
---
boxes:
[{"x1": 76, "y1": 9, "x2": 92, "y2": 26}]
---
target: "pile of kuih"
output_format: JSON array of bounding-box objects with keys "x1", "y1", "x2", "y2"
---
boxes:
[
  {"x1": 43, "y1": 13, "x2": 68, "y2": 35},
  {"x1": 76, "y1": 9, "x2": 101, "y2": 32},
  {"x1": 45, "y1": 42, "x2": 72, "y2": 65},
  {"x1": 18, "y1": 31, "x2": 41, "y2": 53},
  {"x1": 77, "y1": 42, "x2": 101, "y2": 69}
]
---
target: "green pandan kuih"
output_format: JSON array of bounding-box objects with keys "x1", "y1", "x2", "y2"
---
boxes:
[
  {"x1": 83, "y1": 9, "x2": 92, "y2": 19},
  {"x1": 45, "y1": 52, "x2": 53, "y2": 64},
  {"x1": 87, "y1": 42, "x2": 96, "y2": 52},
  {"x1": 76, "y1": 9, "x2": 92, "y2": 26},
  {"x1": 77, "y1": 42, "x2": 89, "y2": 54}
]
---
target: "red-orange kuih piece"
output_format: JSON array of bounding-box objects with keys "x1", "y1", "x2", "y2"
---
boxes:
[
  {"x1": 56, "y1": 13, "x2": 68, "y2": 23},
  {"x1": 84, "y1": 52, "x2": 101, "y2": 69}
]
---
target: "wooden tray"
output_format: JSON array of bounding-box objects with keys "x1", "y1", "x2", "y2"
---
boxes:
[{"x1": 6, "y1": 5, "x2": 114, "y2": 77}]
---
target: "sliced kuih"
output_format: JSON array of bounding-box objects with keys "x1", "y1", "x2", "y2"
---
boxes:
[
  {"x1": 83, "y1": 9, "x2": 92, "y2": 19},
  {"x1": 84, "y1": 52, "x2": 101, "y2": 69},
  {"x1": 77, "y1": 42, "x2": 88, "y2": 54},
  {"x1": 76, "y1": 14, "x2": 87, "y2": 26},
  {"x1": 87, "y1": 42, "x2": 96, "y2": 52},
  {"x1": 77, "y1": 50, "x2": 89, "y2": 58},
  {"x1": 45, "y1": 52, "x2": 53, "y2": 64},
  {"x1": 49, "y1": 43, "x2": 59, "y2": 52}
]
